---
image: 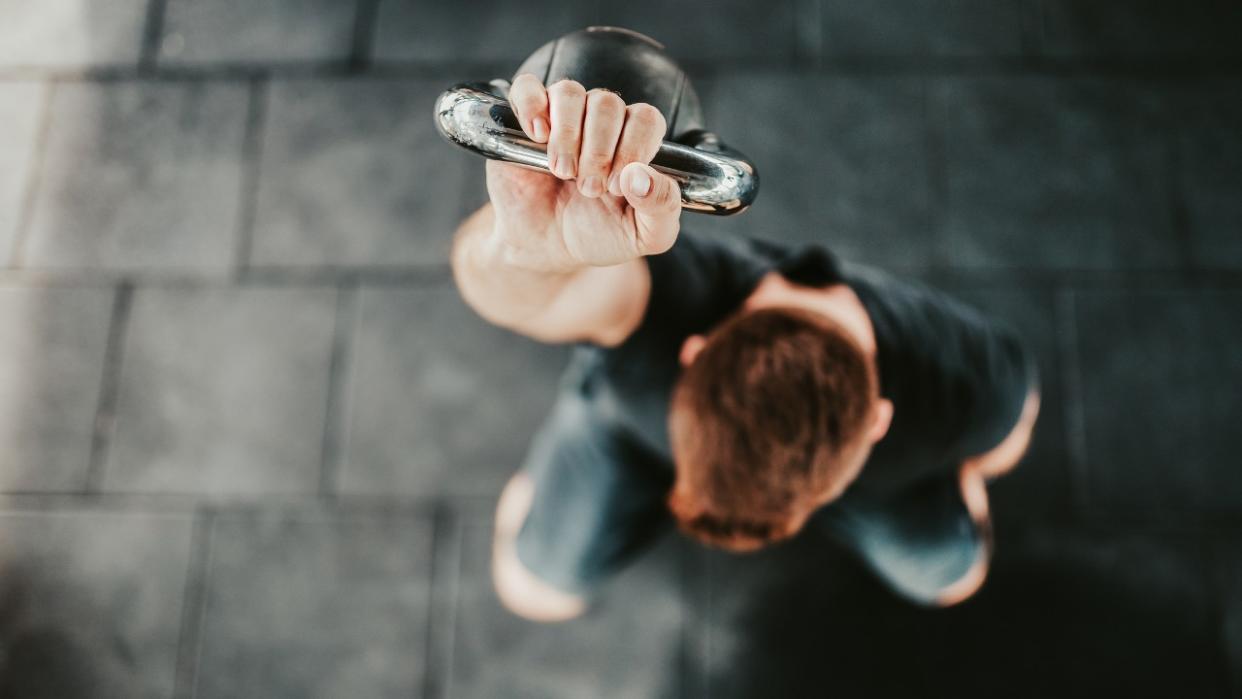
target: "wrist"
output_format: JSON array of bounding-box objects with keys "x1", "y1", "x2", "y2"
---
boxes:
[{"x1": 486, "y1": 217, "x2": 583, "y2": 276}]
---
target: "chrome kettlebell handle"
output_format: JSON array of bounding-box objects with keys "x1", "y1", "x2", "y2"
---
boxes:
[{"x1": 433, "y1": 81, "x2": 759, "y2": 215}]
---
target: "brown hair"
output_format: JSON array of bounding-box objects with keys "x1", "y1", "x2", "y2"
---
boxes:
[{"x1": 667, "y1": 306, "x2": 878, "y2": 551}]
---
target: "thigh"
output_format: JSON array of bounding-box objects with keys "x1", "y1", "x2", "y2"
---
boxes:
[
  {"x1": 515, "y1": 391, "x2": 674, "y2": 594},
  {"x1": 811, "y1": 473, "x2": 986, "y2": 606}
]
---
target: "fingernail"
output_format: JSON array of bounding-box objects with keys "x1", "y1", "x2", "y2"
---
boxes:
[
  {"x1": 532, "y1": 116, "x2": 548, "y2": 142},
  {"x1": 555, "y1": 155, "x2": 575, "y2": 179},
  {"x1": 607, "y1": 173, "x2": 622, "y2": 197},
  {"x1": 627, "y1": 168, "x2": 651, "y2": 197},
  {"x1": 547, "y1": 152, "x2": 558, "y2": 176},
  {"x1": 581, "y1": 176, "x2": 603, "y2": 197}
]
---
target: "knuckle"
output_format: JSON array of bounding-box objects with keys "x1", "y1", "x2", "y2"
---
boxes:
[
  {"x1": 549, "y1": 79, "x2": 586, "y2": 99},
  {"x1": 579, "y1": 150, "x2": 613, "y2": 169},
  {"x1": 586, "y1": 89, "x2": 625, "y2": 113},
  {"x1": 627, "y1": 103, "x2": 666, "y2": 131}
]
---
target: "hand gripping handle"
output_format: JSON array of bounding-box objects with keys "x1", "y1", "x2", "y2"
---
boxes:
[{"x1": 433, "y1": 81, "x2": 759, "y2": 215}]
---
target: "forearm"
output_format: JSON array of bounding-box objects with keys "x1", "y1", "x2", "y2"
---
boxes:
[{"x1": 450, "y1": 203, "x2": 649, "y2": 345}]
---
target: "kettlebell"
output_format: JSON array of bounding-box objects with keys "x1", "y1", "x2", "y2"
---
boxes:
[{"x1": 433, "y1": 26, "x2": 759, "y2": 215}]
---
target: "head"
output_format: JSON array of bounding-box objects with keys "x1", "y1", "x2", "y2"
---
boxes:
[{"x1": 667, "y1": 302, "x2": 893, "y2": 553}]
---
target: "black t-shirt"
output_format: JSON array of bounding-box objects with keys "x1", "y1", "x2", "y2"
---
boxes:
[{"x1": 572, "y1": 231, "x2": 1036, "y2": 496}]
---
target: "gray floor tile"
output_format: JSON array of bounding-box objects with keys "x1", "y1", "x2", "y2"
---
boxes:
[
  {"x1": 0, "y1": 285, "x2": 113, "y2": 491},
  {"x1": 340, "y1": 287, "x2": 568, "y2": 497},
  {"x1": 24, "y1": 81, "x2": 249, "y2": 271},
  {"x1": 598, "y1": 0, "x2": 800, "y2": 64},
  {"x1": 704, "y1": 75, "x2": 933, "y2": 268},
  {"x1": 0, "y1": 0, "x2": 149, "y2": 69},
  {"x1": 0, "y1": 82, "x2": 45, "y2": 264},
  {"x1": 372, "y1": 0, "x2": 597, "y2": 65},
  {"x1": 193, "y1": 509, "x2": 433, "y2": 699},
  {"x1": 821, "y1": 0, "x2": 1024, "y2": 58},
  {"x1": 1036, "y1": 0, "x2": 1242, "y2": 58},
  {"x1": 0, "y1": 509, "x2": 194, "y2": 699},
  {"x1": 251, "y1": 78, "x2": 475, "y2": 267},
  {"x1": 448, "y1": 515, "x2": 685, "y2": 698},
  {"x1": 1173, "y1": 81, "x2": 1242, "y2": 268},
  {"x1": 104, "y1": 286, "x2": 337, "y2": 494},
  {"x1": 1075, "y1": 289, "x2": 1242, "y2": 513},
  {"x1": 944, "y1": 283, "x2": 1072, "y2": 520},
  {"x1": 696, "y1": 524, "x2": 1226, "y2": 697},
  {"x1": 1224, "y1": 540, "x2": 1242, "y2": 694},
  {"x1": 158, "y1": 0, "x2": 358, "y2": 65},
  {"x1": 938, "y1": 77, "x2": 1177, "y2": 269}
]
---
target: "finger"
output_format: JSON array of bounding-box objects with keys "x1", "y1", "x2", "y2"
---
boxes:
[
  {"x1": 621, "y1": 162, "x2": 681, "y2": 255},
  {"x1": 546, "y1": 79, "x2": 587, "y2": 180},
  {"x1": 576, "y1": 89, "x2": 626, "y2": 198},
  {"x1": 608, "y1": 103, "x2": 666, "y2": 197},
  {"x1": 509, "y1": 73, "x2": 549, "y2": 143}
]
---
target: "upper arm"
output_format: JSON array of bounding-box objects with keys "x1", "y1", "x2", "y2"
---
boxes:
[{"x1": 963, "y1": 389, "x2": 1041, "y2": 479}]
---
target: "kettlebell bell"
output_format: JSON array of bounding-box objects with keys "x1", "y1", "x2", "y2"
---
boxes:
[{"x1": 433, "y1": 26, "x2": 759, "y2": 215}]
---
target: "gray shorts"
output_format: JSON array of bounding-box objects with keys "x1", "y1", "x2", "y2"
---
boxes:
[{"x1": 514, "y1": 388, "x2": 985, "y2": 606}]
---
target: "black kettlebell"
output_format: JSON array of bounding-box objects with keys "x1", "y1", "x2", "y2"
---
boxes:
[{"x1": 434, "y1": 26, "x2": 758, "y2": 215}]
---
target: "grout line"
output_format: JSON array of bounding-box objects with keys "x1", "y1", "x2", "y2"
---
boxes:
[
  {"x1": 794, "y1": 0, "x2": 823, "y2": 68},
  {"x1": 1163, "y1": 113, "x2": 1198, "y2": 271},
  {"x1": 85, "y1": 281, "x2": 136, "y2": 494},
  {"x1": 1055, "y1": 287, "x2": 1092, "y2": 517},
  {"x1": 1018, "y1": 0, "x2": 1045, "y2": 59},
  {"x1": 349, "y1": 0, "x2": 383, "y2": 72},
  {"x1": 8, "y1": 80, "x2": 57, "y2": 268},
  {"x1": 138, "y1": 0, "x2": 170, "y2": 72},
  {"x1": 422, "y1": 503, "x2": 464, "y2": 699},
  {"x1": 317, "y1": 283, "x2": 359, "y2": 498},
  {"x1": 231, "y1": 77, "x2": 269, "y2": 277},
  {"x1": 172, "y1": 506, "x2": 215, "y2": 699}
]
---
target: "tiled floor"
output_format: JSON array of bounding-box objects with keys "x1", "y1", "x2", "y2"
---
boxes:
[{"x1": 0, "y1": 2, "x2": 1239, "y2": 697}]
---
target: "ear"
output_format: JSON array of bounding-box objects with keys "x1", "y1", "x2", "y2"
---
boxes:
[
  {"x1": 868, "y1": 398, "x2": 894, "y2": 444},
  {"x1": 679, "y1": 334, "x2": 708, "y2": 367}
]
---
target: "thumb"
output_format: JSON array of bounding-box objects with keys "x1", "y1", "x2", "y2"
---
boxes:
[{"x1": 621, "y1": 162, "x2": 681, "y2": 255}]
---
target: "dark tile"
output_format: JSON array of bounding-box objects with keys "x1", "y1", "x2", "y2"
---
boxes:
[
  {"x1": 159, "y1": 0, "x2": 358, "y2": 65},
  {"x1": 705, "y1": 75, "x2": 933, "y2": 268},
  {"x1": 1036, "y1": 0, "x2": 1242, "y2": 59},
  {"x1": 1173, "y1": 81, "x2": 1242, "y2": 268},
  {"x1": 372, "y1": 0, "x2": 597, "y2": 65},
  {"x1": 0, "y1": 285, "x2": 113, "y2": 491},
  {"x1": 821, "y1": 0, "x2": 1024, "y2": 58},
  {"x1": 598, "y1": 0, "x2": 800, "y2": 65},
  {"x1": 251, "y1": 78, "x2": 474, "y2": 267},
  {"x1": 939, "y1": 78, "x2": 1177, "y2": 269},
  {"x1": 1223, "y1": 539, "x2": 1242, "y2": 694},
  {"x1": 941, "y1": 282, "x2": 1072, "y2": 521},
  {"x1": 339, "y1": 287, "x2": 568, "y2": 497},
  {"x1": 193, "y1": 509, "x2": 433, "y2": 698},
  {"x1": 0, "y1": 82, "x2": 45, "y2": 263},
  {"x1": 1075, "y1": 289, "x2": 1242, "y2": 513},
  {"x1": 448, "y1": 513, "x2": 685, "y2": 698},
  {"x1": 104, "y1": 286, "x2": 337, "y2": 494},
  {"x1": 0, "y1": 0, "x2": 149, "y2": 69},
  {"x1": 0, "y1": 509, "x2": 194, "y2": 698},
  {"x1": 24, "y1": 81, "x2": 248, "y2": 271},
  {"x1": 696, "y1": 523, "x2": 1227, "y2": 697}
]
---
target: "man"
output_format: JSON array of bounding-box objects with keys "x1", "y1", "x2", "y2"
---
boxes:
[{"x1": 451, "y1": 73, "x2": 1041, "y2": 622}]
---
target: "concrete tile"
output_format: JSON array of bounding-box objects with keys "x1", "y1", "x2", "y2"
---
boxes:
[
  {"x1": 939, "y1": 77, "x2": 1177, "y2": 269},
  {"x1": 104, "y1": 286, "x2": 337, "y2": 494},
  {"x1": 705, "y1": 75, "x2": 933, "y2": 268},
  {"x1": 193, "y1": 509, "x2": 433, "y2": 699},
  {"x1": 24, "y1": 81, "x2": 248, "y2": 271},
  {"x1": 0, "y1": 82, "x2": 45, "y2": 264},
  {"x1": 339, "y1": 287, "x2": 568, "y2": 497},
  {"x1": 449, "y1": 514, "x2": 685, "y2": 698},
  {"x1": 0, "y1": 509, "x2": 194, "y2": 698},
  {"x1": 696, "y1": 524, "x2": 1226, "y2": 697},
  {"x1": 1173, "y1": 81, "x2": 1242, "y2": 268},
  {"x1": 1036, "y1": 0, "x2": 1242, "y2": 58},
  {"x1": 1075, "y1": 289, "x2": 1242, "y2": 513},
  {"x1": 598, "y1": 0, "x2": 799, "y2": 64},
  {"x1": 942, "y1": 282, "x2": 1071, "y2": 521},
  {"x1": 0, "y1": 0, "x2": 149, "y2": 69},
  {"x1": 822, "y1": 0, "x2": 1024, "y2": 58},
  {"x1": 372, "y1": 0, "x2": 597, "y2": 65},
  {"x1": 0, "y1": 285, "x2": 113, "y2": 492},
  {"x1": 251, "y1": 78, "x2": 474, "y2": 268},
  {"x1": 159, "y1": 0, "x2": 358, "y2": 65}
]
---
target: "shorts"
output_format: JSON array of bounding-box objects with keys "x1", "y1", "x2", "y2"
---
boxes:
[{"x1": 513, "y1": 388, "x2": 987, "y2": 606}]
